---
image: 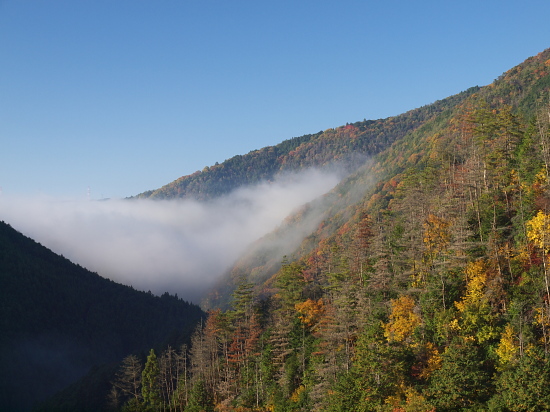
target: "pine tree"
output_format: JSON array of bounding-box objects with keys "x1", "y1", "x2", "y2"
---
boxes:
[
  {"x1": 142, "y1": 349, "x2": 161, "y2": 411},
  {"x1": 426, "y1": 339, "x2": 493, "y2": 411},
  {"x1": 489, "y1": 347, "x2": 550, "y2": 411},
  {"x1": 185, "y1": 380, "x2": 214, "y2": 412}
]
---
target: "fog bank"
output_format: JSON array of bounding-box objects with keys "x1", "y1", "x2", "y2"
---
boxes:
[{"x1": 0, "y1": 169, "x2": 340, "y2": 302}]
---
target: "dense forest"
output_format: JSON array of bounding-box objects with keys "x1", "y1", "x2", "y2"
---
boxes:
[
  {"x1": 0, "y1": 221, "x2": 204, "y2": 411},
  {"x1": 104, "y1": 49, "x2": 550, "y2": 411},
  {"x1": 134, "y1": 88, "x2": 476, "y2": 201},
  {"x1": 5, "y1": 48, "x2": 549, "y2": 411}
]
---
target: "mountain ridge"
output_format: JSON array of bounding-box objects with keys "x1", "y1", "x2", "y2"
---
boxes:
[
  {"x1": 135, "y1": 87, "x2": 478, "y2": 201},
  {"x1": 0, "y1": 220, "x2": 205, "y2": 411},
  {"x1": 159, "y1": 46, "x2": 550, "y2": 411},
  {"x1": 12, "y1": 47, "x2": 550, "y2": 411},
  {"x1": 136, "y1": 48, "x2": 550, "y2": 311}
]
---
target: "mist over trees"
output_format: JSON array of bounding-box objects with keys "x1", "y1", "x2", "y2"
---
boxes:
[
  {"x1": 0, "y1": 169, "x2": 342, "y2": 303},
  {"x1": 101, "y1": 48, "x2": 550, "y2": 411},
  {"x1": 5, "y1": 48, "x2": 550, "y2": 411}
]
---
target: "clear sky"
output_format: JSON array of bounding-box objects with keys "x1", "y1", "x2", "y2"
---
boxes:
[{"x1": 2, "y1": 0, "x2": 550, "y2": 199}]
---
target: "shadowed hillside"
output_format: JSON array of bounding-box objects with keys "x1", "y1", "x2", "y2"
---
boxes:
[{"x1": 0, "y1": 221, "x2": 204, "y2": 411}]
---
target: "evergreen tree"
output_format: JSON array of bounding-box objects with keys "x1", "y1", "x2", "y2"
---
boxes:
[
  {"x1": 489, "y1": 347, "x2": 550, "y2": 411},
  {"x1": 185, "y1": 380, "x2": 213, "y2": 412},
  {"x1": 141, "y1": 349, "x2": 161, "y2": 411},
  {"x1": 426, "y1": 339, "x2": 493, "y2": 411}
]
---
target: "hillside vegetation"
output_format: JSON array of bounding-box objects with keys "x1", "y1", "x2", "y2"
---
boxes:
[
  {"x1": 136, "y1": 88, "x2": 476, "y2": 201},
  {"x1": 114, "y1": 48, "x2": 550, "y2": 411},
  {"x1": 0, "y1": 221, "x2": 204, "y2": 411},
  {"x1": 50, "y1": 48, "x2": 550, "y2": 411}
]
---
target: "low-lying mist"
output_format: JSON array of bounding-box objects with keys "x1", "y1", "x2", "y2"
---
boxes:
[{"x1": 0, "y1": 169, "x2": 341, "y2": 303}]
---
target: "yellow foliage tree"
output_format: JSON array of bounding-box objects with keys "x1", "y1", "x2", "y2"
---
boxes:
[
  {"x1": 423, "y1": 214, "x2": 451, "y2": 258},
  {"x1": 455, "y1": 261, "x2": 487, "y2": 311},
  {"x1": 382, "y1": 384, "x2": 435, "y2": 412},
  {"x1": 422, "y1": 214, "x2": 453, "y2": 304},
  {"x1": 495, "y1": 324, "x2": 518, "y2": 369},
  {"x1": 295, "y1": 298, "x2": 325, "y2": 328},
  {"x1": 454, "y1": 261, "x2": 499, "y2": 343},
  {"x1": 527, "y1": 210, "x2": 550, "y2": 312},
  {"x1": 384, "y1": 295, "x2": 422, "y2": 344},
  {"x1": 418, "y1": 342, "x2": 442, "y2": 380},
  {"x1": 527, "y1": 210, "x2": 550, "y2": 253}
]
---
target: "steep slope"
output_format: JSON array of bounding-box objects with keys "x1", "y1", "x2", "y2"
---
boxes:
[
  {"x1": 0, "y1": 221, "x2": 205, "y2": 411},
  {"x1": 135, "y1": 88, "x2": 477, "y2": 201},
  {"x1": 146, "y1": 48, "x2": 550, "y2": 411},
  {"x1": 102, "y1": 48, "x2": 550, "y2": 412},
  {"x1": 204, "y1": 48, "x2": 550, "y2": 308}
]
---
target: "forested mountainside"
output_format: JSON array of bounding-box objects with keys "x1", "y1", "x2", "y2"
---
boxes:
[
  {"x1": 0, "y1": 221, "x2": 204, "y2": 412},
  {"x1": 104, "y1": 49, "x2": 550, "y2": 411},
  {"x1": 205, "y1": 49, "x2": 550, "y2": 310},
  {"x1": 135, "y1": 88, "x2": 476, "y2": 201}
]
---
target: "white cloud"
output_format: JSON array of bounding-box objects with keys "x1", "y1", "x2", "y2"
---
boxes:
[{"x1": 0, "y1": 169, "x2": 340, "y2": 303}]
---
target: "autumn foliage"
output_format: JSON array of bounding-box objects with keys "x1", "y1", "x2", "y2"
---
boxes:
[{"x1": 108, "y1": 49, "x2": 550, "y2": 412}]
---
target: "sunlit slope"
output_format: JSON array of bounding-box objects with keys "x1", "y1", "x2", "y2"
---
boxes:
[
  {"x1": 136, "y1": 89, "x2": 476, "y2": 201},
  {"x1": 204, "y1": 48, "x2": 550, "y2": 309}
]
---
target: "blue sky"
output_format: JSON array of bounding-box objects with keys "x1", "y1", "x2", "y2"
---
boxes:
[{"x1": 2, "y1": 0, "x2": 550, "y2": 199}]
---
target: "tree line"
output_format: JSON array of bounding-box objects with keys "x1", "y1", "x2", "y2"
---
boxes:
[
  {"x1": 108, "y1": 50, "x2": 550, "y2": 411},
  {"x1": 108, "y1": 91, "x2": 550, "y2": 411}
]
